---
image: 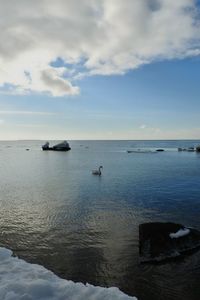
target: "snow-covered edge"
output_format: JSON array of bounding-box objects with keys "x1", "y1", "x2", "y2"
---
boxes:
[{"x1": 0, "y1": 247, "x2": 137, "y2": 300}]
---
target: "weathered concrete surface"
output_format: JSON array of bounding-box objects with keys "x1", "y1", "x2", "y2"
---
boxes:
[{"x1": 139, "y1": 222, "x2": 200, "y2": 263}]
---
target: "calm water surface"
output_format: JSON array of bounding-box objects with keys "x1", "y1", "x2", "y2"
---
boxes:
[{"x1": 0, "y1": 140, "x2": 200, "y2": 300}]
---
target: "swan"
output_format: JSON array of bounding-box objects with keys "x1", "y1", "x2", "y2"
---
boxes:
[{"x1": 92, "y1": 166, "x2": 103, "y2": 176}]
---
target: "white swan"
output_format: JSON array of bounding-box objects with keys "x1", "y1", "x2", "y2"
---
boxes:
[{"x1": 92, "y1": 166, "x2": 103, "y2": 176}]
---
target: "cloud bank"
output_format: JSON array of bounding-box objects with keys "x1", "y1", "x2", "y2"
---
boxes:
[
  {"x1": 0, "y1": 0, "x2": 199, "y2": 96},
  {"x1": 0, "y1": 110, "x2": 56, "y2": 115}
]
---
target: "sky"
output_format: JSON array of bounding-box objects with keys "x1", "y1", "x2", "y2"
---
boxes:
[{"x1": 0, "y1": 0, "x2": 200, "y2": 140}]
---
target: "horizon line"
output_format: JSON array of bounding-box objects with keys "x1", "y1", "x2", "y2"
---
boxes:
[{"x1": 0, "y1": 138, "x2": 200, "y2": 142}]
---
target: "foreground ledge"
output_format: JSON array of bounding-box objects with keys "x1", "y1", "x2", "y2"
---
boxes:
[{"x1": 0, "y1": 247, "x2": 137, "y2": 300}]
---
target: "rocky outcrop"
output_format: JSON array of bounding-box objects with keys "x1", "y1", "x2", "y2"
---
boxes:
[
  {"x1": 42, "y1": 141, "x2": 71, "y2": 151},
  {"x1": 196, "y1": 145, "x2": 200, "y2": 152},
  {"x1": 139, "y1": 222, "x2": 200, "y2": 263}
]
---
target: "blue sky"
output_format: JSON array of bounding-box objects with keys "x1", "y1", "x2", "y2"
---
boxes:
[{"x1": 0, "y1": 0, "x2": 200, "y2": 140}]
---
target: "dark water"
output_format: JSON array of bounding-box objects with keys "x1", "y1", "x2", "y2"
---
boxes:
[{"x1": 0, "y1": 140, "x2": 200, "y2": 300}]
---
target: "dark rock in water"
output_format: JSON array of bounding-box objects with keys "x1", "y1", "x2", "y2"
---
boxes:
[
  {"x1": 196, "y1": 145, "x2": 200, "y2": 152},
  {"x1": 42, "y1": 141, "x2": 71, "y2": 151},
  {"x1": 139, "y1": 222, "x2": 200, "y2": 263}
]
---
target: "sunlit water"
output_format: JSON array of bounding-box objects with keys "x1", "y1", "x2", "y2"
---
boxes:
[{"x1": 0, "y1": 140, "x2": 200, "y2": 300}]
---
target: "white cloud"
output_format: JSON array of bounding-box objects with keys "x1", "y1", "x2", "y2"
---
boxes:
[
  {"x1": 140, "y1": 124, "x2": 147, "y2": 129},
  {"x1": 40, "y1": 67, "x2": 79, "y2": 96},
  {"x1": 0, "y1": 0, "x2": 199, "y2": 96},
  {"x1": 139, "y1": 124, "x2": 161, "y2": 135}
]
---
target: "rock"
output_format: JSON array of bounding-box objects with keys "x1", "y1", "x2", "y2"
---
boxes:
[
  {"x1": 42, "y1": 141, "x2": 71, "y2": 151},
  {"x1": 139, "y1": 222, "x2": 200, "y2": 263},
  {"x1": 196, "y1": 145, "x2": 200, "y2": 152}
]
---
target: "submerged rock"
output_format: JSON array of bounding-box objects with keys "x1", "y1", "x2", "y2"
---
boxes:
[{"x1": 139, "y1": 222, "x2": 200, "y2": 263}]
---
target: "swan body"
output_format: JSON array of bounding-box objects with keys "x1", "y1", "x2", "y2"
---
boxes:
[{"x1": 92, "y1": 166, "x2": 103, "y2": 176}]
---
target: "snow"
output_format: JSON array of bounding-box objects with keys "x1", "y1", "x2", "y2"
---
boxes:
[
  {"x1": 0, "y1": 247, "x2": 137, "y2": 300},
  {"x1": 169, "y1": 228, "x2": 190, "y2": 239}
]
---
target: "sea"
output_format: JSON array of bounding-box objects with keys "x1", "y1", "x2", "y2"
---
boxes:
[{"x1": 0, "y1": 140, "x2": 200, "y2": 300}]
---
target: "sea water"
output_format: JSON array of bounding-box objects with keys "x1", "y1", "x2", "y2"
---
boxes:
[{"x1": 0, "y1": 140, "x2": 200, "y2": 300}]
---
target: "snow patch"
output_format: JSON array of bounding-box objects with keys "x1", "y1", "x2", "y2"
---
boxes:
[
  {"x1": 0, "y1": 247, "x2": 137, "y2": 300},
  {"x1": 169, "y1": 228, "x2": 190, "y2": 239}
]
